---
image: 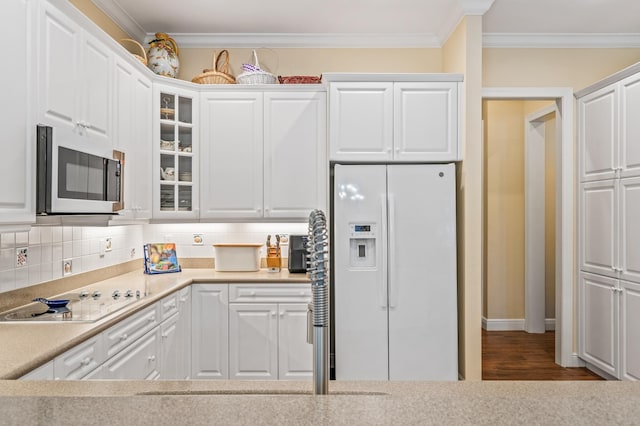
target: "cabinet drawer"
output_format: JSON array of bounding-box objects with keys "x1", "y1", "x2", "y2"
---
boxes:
[
  {"x1": 54, "y1": 334, "x2": 103, "y2": 380},
  {"x1": 160, "y1": 292, "x2": 179, "y2": 321},
  {"x1": 104, "y1": 304, "x2": 160, "y2": 359},
  {"x1": 102, "y1": 328, "x2": 160, "y2": 380},
  {"x1": 229, "y1": 284, "x2": 311, "y2": 303}
]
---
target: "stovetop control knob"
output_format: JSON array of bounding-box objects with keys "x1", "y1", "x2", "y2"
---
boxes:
[
  {"x1": 112, "y1": 290, "x2": 121, "y2": 299},
  {"x1": 92, "y1": 291, "x2": 102, "y2": 299},
  {"x1": 79, "y1": 291, "x2": 89, "y2": 299},
  {"x1": 124, "y1": 290, "x2": 134, "y2": 298}
]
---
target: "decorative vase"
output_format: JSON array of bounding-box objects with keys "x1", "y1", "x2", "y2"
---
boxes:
[{"x1": 147, "y1": 32, "x2": 179, "y2": 78}]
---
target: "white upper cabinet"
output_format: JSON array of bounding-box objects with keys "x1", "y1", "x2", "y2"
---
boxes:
[
  {"x1": 200, "y1": 91, "x2": 264, "y2": 219},
  {"x1": 328, "y1": 77, "x2": 461, "y2": 162},
  {"x1": 153, "y1": 83, "x2": 199, "y2": 219},
  {"x1": 619, "y1": 177, "x2": 640, "y2": 283},
  {"x1": 620, "y1": 73, "x2": 640, "y2": 178},
  {"x1": 112, "y1": 58, "x2": 152, "y2": 221},
  {"x1": 38, "y1": 0, "x2": 112, "y2": 153},
  {"x1": 579, "y1": 85, "x2": 617, "y2": 182},
  {"x1": 393, "y1": 83, "x2": 459, "y2": 162},
  {"x1": 200, "y1": 89, "x2": 327, "y2": 220},
  {"x1": 0, "y1": 0, "x2": 35, "y2": 230},
  {"x1": 264, "y1": 91, "x2": 327, "y2": 218},
  {"x1": 329, "y1": 82, "x2": 393, "y2": 161},
  {"x1": 579, "y1": 70, "x2": 640, "y2": 182}
]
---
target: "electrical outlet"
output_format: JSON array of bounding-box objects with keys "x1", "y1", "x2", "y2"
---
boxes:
[
  {"x1": 16, "y1": 247, "x2": 28, "y2": 267},
  {"x1": 193, "y1": 233, "x2": 204, "y2": 245},
  {"x1": 130, "y1": 247, "x2": 136, "y2": 258},
  {"x1": 277, "y1": 234, "x2": 289, "y2": 245},
  {"x1": 105, "y1": 238, "x2": 112, "y2": 252},
  {"x1": 99, "y1": 239, "x2": 105, "y2": 257}
]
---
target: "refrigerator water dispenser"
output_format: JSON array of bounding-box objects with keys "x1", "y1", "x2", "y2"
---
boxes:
[{"x1": 349, "y1": 224, "x2": 376, "y2": 268}]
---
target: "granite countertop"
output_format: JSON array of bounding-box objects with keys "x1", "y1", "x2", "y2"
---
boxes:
[
  {"x1": 0, "y1": 268, "x2": 309, "y2": 379},
  {"x1": 0, "y1": 380, "x2": 638, "y2": 425}
]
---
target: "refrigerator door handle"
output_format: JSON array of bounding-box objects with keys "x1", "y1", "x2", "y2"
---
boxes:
[
  {"x1": 380, "y1": 194, "x2": 388, "y2": 310},
  {"x1": 388, "y1": 193, "x2": 397, "y2": 309}
]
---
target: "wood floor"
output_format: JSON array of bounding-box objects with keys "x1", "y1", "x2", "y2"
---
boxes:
[{"x1": 482, "y1": 329, "x2": 604, "y2": 380}]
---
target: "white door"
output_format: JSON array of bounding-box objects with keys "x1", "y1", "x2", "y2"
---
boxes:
[
  {"x1": 387, "y1": 164, "x2": 458, "y2": 380},
  {"x1": 264, "y1": 91, "x2": 327, "y2": 218},
  {"x1": 620, "y1": 280, "x2": 640, "y2": 381},
  {"x1": 200, "y1": 92, "x2": 263, "y2": 218},
  {"x1": 578, "y1": 272, "x2": 618, "y2": 377},
  {"x1": 619, "y1": 177, "x2": 640, "y2": 283},
  {"x1": 159, "y1": 311, "x2": 180, "y2": 379},
  {"x1": 278, "y1": 303, "x2": 313, "y2": 380},
  {"x1": 191, "y1": 284, "x2": 228, "y2": 379},
  {"x1": 80, "y1": 31, "x2": 111, "y2": 149},
  {"x1": 580, "y1": 180, "x2": 618, "y2": 279},
  {"x1": 619, "y1": 73, "x2": 640, "y2": 178},
  {"x1": 0, "y1": 0, "x2": 35, "y2": 227},
  {"x1": 38, "y1": 0, "x2": 81, "y2": 132},
  {"x1": 334, "y1": 164, "x2": 389, "y2": 380},
  {"x1": 393, "y1": 83, "x2": 459, "y2": 162},
  {"x1": 228, "y1": 303, "x2": 278, "y2": 380},
  {"x1": 329, "y1": 83, "x2": 393, "y2": 162},
  {"x1": 579, "y1": 85, "x2": 617, "y2": 182}
]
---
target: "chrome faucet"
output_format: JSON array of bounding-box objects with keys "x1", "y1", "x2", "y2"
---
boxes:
[{"x1": 307, "y1": 210, "x2": 329, "y2": 395}]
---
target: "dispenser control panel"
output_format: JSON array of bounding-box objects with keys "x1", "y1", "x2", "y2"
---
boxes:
[{"x1": 349, "y1": 223, "x2": 376, "y2": 268}]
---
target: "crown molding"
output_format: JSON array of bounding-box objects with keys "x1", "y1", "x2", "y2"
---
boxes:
[
  {"x1": 91, "y1": 0, "x2": 147, "y2": 42},
  {"x1": 437, "y1": 0, "x2": 495, "y2": 45},
  {"x1": 149, "y1": 33, "x2": 443, "y2": 49},
  {"x1": 483, "y1": 33, "x2": 640, "y2": 48}
]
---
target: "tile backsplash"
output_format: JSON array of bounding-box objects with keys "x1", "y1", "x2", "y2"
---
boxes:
[
  {"x1": 0, "y1": 225, "x2": 144, "y2": 294},
  {"x1": 144, "y1": 222, "x2": 308, "y2": 259},
  {"x1": 0, "y1": 222, "x2": 308, "y2": 294}
]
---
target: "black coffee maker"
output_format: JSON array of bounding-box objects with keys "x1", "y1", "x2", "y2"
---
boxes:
[{"x1": 288, "y1": 235, "x2": 308, "y2": 273}]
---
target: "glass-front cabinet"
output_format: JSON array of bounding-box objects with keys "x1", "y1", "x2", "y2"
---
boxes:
[{"x1": 153, "y1": 83, "x2": 199, "y2": 219}]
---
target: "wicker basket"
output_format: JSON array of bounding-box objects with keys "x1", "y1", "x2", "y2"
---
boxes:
[
  {"x1": 236, "y1": 50, "x2": 277, "y2": 85},
  {"x1": 120, "y1": 38, "x2": 147, "y2": 65},
  {"x1": 191, "y1": 50, "x2": 236, "y2": 84}
]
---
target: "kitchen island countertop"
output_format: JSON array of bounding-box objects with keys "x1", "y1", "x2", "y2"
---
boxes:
[
  {"x1": 0, "y1": 379, "x2": 638, "y2": 425},
  {"x1": 0, "y1": 268, "x2": 309, "y2": 379}
]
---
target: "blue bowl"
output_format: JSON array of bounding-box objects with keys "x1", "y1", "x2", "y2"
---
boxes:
[{"x1": 33, "y1": 298, "x2": 70, "y2": 309}]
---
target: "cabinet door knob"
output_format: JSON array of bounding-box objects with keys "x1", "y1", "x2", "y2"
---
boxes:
[
  {"x1": 81, "y1": 357, "x2": 91, "y2": 366},
  {"x1": 148, "y1": 355, "x2": 156, "y2": 362},
  {"x1": 121, "y1": 333, "x2": 128, "y2": 341}
]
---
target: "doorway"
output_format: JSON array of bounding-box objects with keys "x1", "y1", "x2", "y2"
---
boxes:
[{"x1": 481, "y1": 88, "x2": 576, "y2": 368}]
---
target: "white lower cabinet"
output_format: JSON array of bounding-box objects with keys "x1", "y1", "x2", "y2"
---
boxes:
[
  {"x1": 228, "y1": 284, "x2": 312, "y2": 380},
  {"x1": 278, "y1": 303, "x2": 314, "y2": 380},
  {"x1": 191, "y1": 284, "x2": 229, "y2": 379},
  {"x1": 102, "y1": 327, "x2": 161, "y2": 380},
  {"x1": 579, "y1": 271, "x2": 640, "y2": 381},
  {"x1": 53, "y1": 334, "x2": 103, "y2": 380},
  {"x1": 20, "y1": 283, "x2": 310, "y2": 381},
  {"x1": 620, "y1": 280, "x2": 640, "y2": 381},
  {"x1": 229, "y1": 303, "x2": 279, "y2": 380}
]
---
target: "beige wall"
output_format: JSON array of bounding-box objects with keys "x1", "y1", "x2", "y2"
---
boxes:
[
  {"x1": 483, "y1": 48, "x2": 640, "y2": 90},
  {"x1": 181, "y1": 48, "x2": 443, "y2": 81},
  {"x1": 484, "y1": 100, "x2": 526, "y2": 319},
  {"x1": 68, "y1": 0, "x2": 130, "y2": 41},
  {"x1": 483, "y1": 100, "x2": 557, "y2": 321},
  {"x1": 443, "y1": 16, "x2": 483, "y2": 381}
]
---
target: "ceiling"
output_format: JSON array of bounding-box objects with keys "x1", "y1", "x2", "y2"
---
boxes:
[{"x1": 92, "y1": 0, "x2": 640, "y2": 48}]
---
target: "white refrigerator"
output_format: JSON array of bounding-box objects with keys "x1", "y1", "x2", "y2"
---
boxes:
[{"x1": 333, "y1": 163, "x2": 458, "y2": 381}]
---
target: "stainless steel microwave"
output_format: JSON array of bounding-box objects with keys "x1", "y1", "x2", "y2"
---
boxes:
[{"x1": 36, "y1": 125, "x2": 124, "y2": 215}]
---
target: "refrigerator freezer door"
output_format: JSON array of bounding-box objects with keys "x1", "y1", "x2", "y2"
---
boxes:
[
  {"x1": 387, "y1": 164, "x2": 458, "y2": 380},
  {"x1": 334, "y1": 164, "x2": 389, "y2": 380}
]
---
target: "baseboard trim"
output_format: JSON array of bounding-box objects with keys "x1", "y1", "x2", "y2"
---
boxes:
[{"x1": 482, "y1": 317, "x2": 556, "y2": 331}]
